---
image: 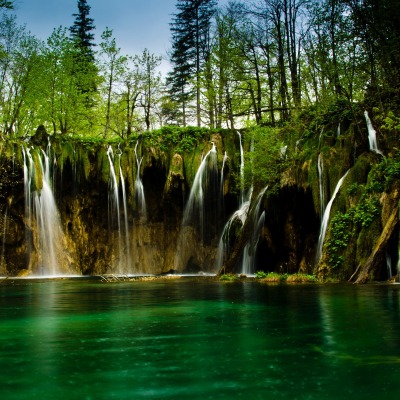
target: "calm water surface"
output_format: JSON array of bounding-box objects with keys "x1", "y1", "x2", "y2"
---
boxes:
[{"x1": 0, "y1": 278, "x2": 399, "y2": 399}]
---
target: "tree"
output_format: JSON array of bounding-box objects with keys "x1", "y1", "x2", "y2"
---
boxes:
[
  {"x1": 136, "y1": 49, "x2": 162, "y2": 130},
  {"x1": 0, "y1": 14, "x2": 41, "y2": 135},
  {"x1": 168, "y1": 0, "x2": 217, "y2": 126},
  {"x1": 344, "y1": 0, "x2": 400, "y2": 90},
  {"x1": 69, "y1": 0, "x2": 97, "y2": 100},
  {"x1": 69, "y1": 0, "x2": 96, "y2": 61},
  {"x1": 209, "y1": 3, "x2": 248, "y2": 129},
  {"x1": 0, "y1": 1, "x2": 13, "y2": 9},
  {"x1": 99, "y1": 28, "x2": 127, "y2": 136},
  {"x1": 41, "y1": 26, "x2": 93, "y2": 135}
]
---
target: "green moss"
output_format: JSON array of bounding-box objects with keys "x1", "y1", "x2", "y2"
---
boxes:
[{"x1": 30, "y1": 150, "x2": 43, "y2": 192}]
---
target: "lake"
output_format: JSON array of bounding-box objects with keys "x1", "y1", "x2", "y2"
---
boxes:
[{"x1": 0, "y1": 277, "x2": 399, "y2": 399}]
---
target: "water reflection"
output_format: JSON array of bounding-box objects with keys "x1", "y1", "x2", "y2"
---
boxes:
[{"x1": 0, "y1": 279, "x2": 399, "y2": 399}]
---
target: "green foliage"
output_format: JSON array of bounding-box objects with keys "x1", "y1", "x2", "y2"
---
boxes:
[
  {"x1": 353, "y1": 194, "x2": 380, "y2": 227},
  {"x1": 219, "y1": 273, "x2": 240, "y2": 282},
  {"x1": 286, "y1": 273, "x2": 318, "y2": 283},
  {"x1": 255, "y1": 271, "x2": 288, "y2": 282},
  {"x1": 346, "y1": 183, "x2": 359, "y2": 196},
  {"x1": 380, "y1": 154, "x2": 400, "y2": 186},
  {"x1": 380, "y1": 111, "x2": 400, "y2": 133},
  {"x1": 244, "y1": 126, "x2": 288, "y2": 193},
  {"x1": 326, "y1": 211, "x2": 353, "y2": 269},
  {"x1": 255, "y1": 271, "x2": 269, "y2": 279},
  {"x1": 141, "y1": 126, "x2": 209, "y2": 154}
]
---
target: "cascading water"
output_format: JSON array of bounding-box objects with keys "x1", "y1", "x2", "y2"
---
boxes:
[
  {"x1": 220, "y1": 151, "x2": 228, "y2": 196},
  {"x1": 280, "y1": 145, "x2": 288, "y2": 159},
  {"x1": 107, "y1": 146, "x2": 130, "y2": 273},
  {"x1": 134, "y1": 140, "x2": 147, "y2": 222},
  {"x1": 215, "y1": 133, "x2": 254, "y2": 272},
  {"x1": 241, "y1": 186, "x2": 268, "y2": 275},
  {"x1": 238, "y1": 132, "x2": 245, "y2": 206},
  {"x1": 219, "y1": 151, "x2": 228, "y2": 217},
  {"x1": 318, "y1": 154, "x2": 326, "y2": 218},
  {"x1": 174, "y1": 143, "x2": 218, "y2": 272},
  {"x1": 181, "y1": 143, "x2": 218, "y2": 237},
  {"x1": 315, "y1": 170, "x2": 350, "y2": 264},
  {"x1": 364, "y1": 111, "x2": 383, "y2": 155},
  {"x1": 119, "y1": 155, "x2": 131, "y2": 272},
  {"x1": 215, "y1": 200, "x2": 250, "y2": 271},
  {"x1": 22, "y1": 145, "x2": 66, "y2": 275},
  {"x1": 386, "y1": 250, "x2": 392, "y2": 280}
]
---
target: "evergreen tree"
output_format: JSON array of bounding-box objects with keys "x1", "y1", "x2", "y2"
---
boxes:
[
  {"x1": 69, "y1": 0, "x2": 96, "y2": 61},
  {"x1": 69, "y1": 0, "x2": 98, "y2": 103},
  {"x1": 0, "y1": 1, "x2": 13, "y2": 9},
  {"x1": 168, "y1": 0, "x2": 217, "y2": 126}
]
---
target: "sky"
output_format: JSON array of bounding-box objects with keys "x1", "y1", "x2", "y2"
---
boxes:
[{"x1": 12, "y1": 0, "x2": 182, "y2": 74}]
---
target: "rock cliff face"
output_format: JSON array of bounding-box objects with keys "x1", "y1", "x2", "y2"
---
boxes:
[{"x1": 0, "y1": 114, "x2": 399, "y2": 282}]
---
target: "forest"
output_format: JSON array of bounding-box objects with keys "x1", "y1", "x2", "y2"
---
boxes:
[{"x1": 0, "y1": 0, "x2": 398, "y2": 137}]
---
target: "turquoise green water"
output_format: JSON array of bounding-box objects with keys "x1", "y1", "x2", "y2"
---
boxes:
[{"x1": 0, "y1": 278, "x2": 399, "y2": 399}]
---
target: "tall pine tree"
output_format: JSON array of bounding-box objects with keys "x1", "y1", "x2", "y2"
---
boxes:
[
  {"x1": 69, "y1": 0, "x2": 96, "y2": 61},
  {"x1": 168, "y1": 0, "x2": 217, "y2": 126},
  {"x1": 69, "y1": 0, "x2": 97, "y2": 103},
  {"x1": 0, "y1": 1, "x2": 13, "y2": 9}
]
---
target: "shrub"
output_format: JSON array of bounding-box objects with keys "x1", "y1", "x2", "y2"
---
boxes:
[
  {"x1": 219, "y1": 273, "x2": 240, "y2": 282},
  {"x1": 286, "y1": 273, "x2": 318, "y2": 283}
]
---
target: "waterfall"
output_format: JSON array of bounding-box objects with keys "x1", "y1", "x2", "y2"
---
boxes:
[
  {"x1": 175, "y1": 143, "x2": 218, "y2": 272},
  {"x1": 398, "y1": 251, "x2": 400, "y2": 282},
  {"x1": 240, "y1": 186, "x2": 268, "y2": 275},
  {"x1": 119, "y1": 160, "x2": 131, "y2": 272},
  {"x1": 219, "y1": 151, "x2": 228, "y2": 214},
  {"x1": 22, "y1": 145, "x2": 66, "y2": 275},
  {"x1": 215, "y1": 200, "x2": 250, "y2": 271},
  {"x1": 280, "y1": 145, "x2": 288, "y2": 159},
  {"x1": 386, "y1": 250, "x2": 392, "y2": 280},
  {"x1": 315, "y1": 170, "x2": 349, "y2": 264},
  {"x1": 364, "y1": 111, "x2": 383, "y2": 155},
  {"x1": 107, "y1": 146, "x2": 129, "y2": 273},
  {"x1": 107, "y1": 146, "x2": 121, "y2": 234},
  {"x1": 238, "y1": 132, "x2": 245, "y2": 206},
  {"x1": 182, "y1": 143, "x2": 217, "y2": 236},
  {"x1": 318, "y1": 154, "x2": 326, "y2": 218},
  {"x1": 318, "y1": 127, "x2": 324, "y2": 146},
  {"x1": 220, "y1": 151, "x2": 228, "y2": 195},
  {"x1": 134, "y1": 140, "x2": 147, "y2": 222}
]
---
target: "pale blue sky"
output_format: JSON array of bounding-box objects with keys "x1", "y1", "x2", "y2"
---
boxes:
[
  {"x1": 13, "y1": 0, "x2": 228, "y2": 75},
  {"x1": 13, "y1": 0, "x2": 179, "y2": 70}
]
